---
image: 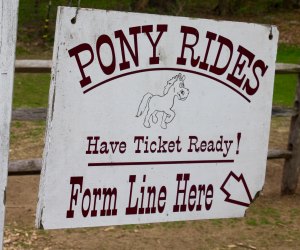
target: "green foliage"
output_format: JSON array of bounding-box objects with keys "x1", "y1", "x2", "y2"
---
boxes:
[
  {"x1": 17, "y1": 0, "x2": 300, "y2": 55},
  {"x1": 17, "y1": 0, "x2": 133, "y2": 54}
]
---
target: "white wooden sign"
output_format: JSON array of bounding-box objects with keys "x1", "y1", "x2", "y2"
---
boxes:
[
  {"x1": 36, "y1": 7, "x2": 278, "y2": 229},
  {"x1": 0, "y1": 0, "x2": 19, "y2": 247}
]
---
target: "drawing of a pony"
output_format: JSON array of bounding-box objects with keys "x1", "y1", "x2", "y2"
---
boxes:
[{"x1": 136, "y1": 73, "x2": 189, "y2": 129}]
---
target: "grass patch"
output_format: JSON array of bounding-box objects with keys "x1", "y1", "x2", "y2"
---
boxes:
[
  {"x1": 273, "y1": 74, "x2": 297, "y2": 107},
  {"x1": 10, "y1": 121, "x2": 46, "y2": 160},
  {"x1": 246, "y1": 218, "x2": 258, "y2": 226},
  {"x1": 246, "y1": 205, "x2": 286, "y2": 226},
  {"x1": 259, "y1": 217, "x2": 271, "y2": 225},
  {"x1": 120, "y1": 224, "x2": 138, "y2": 230},
  {"x1": 162, "y1": 221, "x2": 186, "y2": 228},
  {"x1": 260, "y1": 207, "x2": 281, "y2": 219},
  {"x1": 10, "y1": 120, "x2": 45, "y2": 144},
  {"x1": 120, "y1": 223, "x2": 155, "y2": 231},
  {"x1": 277, "y1": 44, "x2": 300, "y2": 64},
  {"x1": 211, "y1": 219, "x2": 223, "y2": 226},
  {"x1": 13, "y1": 73, "x2": 50, "y2": 108},
  {"x1": 290, "y1": 208, "x2": 300, "y2": 219},
  {"x1": 273, "y1": 44, "x2": 300, "y2": 107},
  {"x1": 10, "y1": 120, "x2": 45, "y2": 140}
]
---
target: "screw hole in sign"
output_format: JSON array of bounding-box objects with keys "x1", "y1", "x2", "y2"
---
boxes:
[
  {"x1": 69, "y1": 0, "x2": 81, "y2": 24},
  {"x1": 269, "y1": 26, "x2": 273, "y2": 40}
]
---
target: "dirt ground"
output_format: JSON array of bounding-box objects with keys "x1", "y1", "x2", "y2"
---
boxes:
[{"x1": 3, "y1": 116, "x2": 300, "y2": 250}]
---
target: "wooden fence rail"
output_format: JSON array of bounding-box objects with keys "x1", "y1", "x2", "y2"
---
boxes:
[
  {"x1": 9, "y1": 60, "x2": 300, "y2": 195},
  {"x1": 13, "y1": 60, "x2": 300, "y2": 75},
  {"x1": 8, "y1": 149, "x2": 293, "y2": 176},
  {"x1": 15, "y1": 60, "x2": 52, "y2": 73}
]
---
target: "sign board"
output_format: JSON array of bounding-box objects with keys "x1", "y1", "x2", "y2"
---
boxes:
[
  {"x1": 36, "y1": 7, "x2": 279, "y2": 229},
  {"x1": 0, "y1": 0, "x2": 19, "y2": 246}
]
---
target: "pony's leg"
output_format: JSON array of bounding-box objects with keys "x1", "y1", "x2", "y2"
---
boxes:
[
  {"x1": 160, "y1": 112, "x2": 167, "y2": 129},
  {"x1": 152, "y1": 111, "x2": 159, "y2": 124},
  {"x1": 165, "y1": 109, "x2": 176, "y2": 123},
  {"x1": 143, "y1": 109, "x2": 152, "y2": 128}
]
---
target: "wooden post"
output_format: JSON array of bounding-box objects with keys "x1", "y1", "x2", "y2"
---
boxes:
[
  {"x1": 0, "y1": 0, "x2": 19, "y2": 247},
  {"x1": 282, "y1": 73, "x2": 300, "y2": 194}
]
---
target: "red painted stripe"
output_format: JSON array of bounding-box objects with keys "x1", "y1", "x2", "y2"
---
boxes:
[{"x1": 88, "y1": 159, "x2": 234, "y2": 167}]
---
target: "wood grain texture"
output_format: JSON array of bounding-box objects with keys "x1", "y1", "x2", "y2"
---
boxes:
[
  {"x1": 12, "y1": 108, "x2": 47, "y2": 120},
  {"x1": 8, "y1": 159, "x2": 42, "y2": 175}
]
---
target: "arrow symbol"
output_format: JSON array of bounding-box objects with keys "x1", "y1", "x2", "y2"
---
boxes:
[{"x1": 220, "y1": 171, "x2": 253, "y2": 207}]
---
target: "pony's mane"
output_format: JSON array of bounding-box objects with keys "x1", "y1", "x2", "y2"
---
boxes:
[{"x1": 163, "y1": 73, "x2": 186, "y2": 95}]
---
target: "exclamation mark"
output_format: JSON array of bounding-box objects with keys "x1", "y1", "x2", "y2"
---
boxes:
[{"x1": 236, "y1": 132, "x2": 241, "y2": 154}]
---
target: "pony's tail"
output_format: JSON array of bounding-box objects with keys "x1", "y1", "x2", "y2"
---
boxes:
[{"x1": 136, "y1": 93, "x2": 153, "y2": 117}]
